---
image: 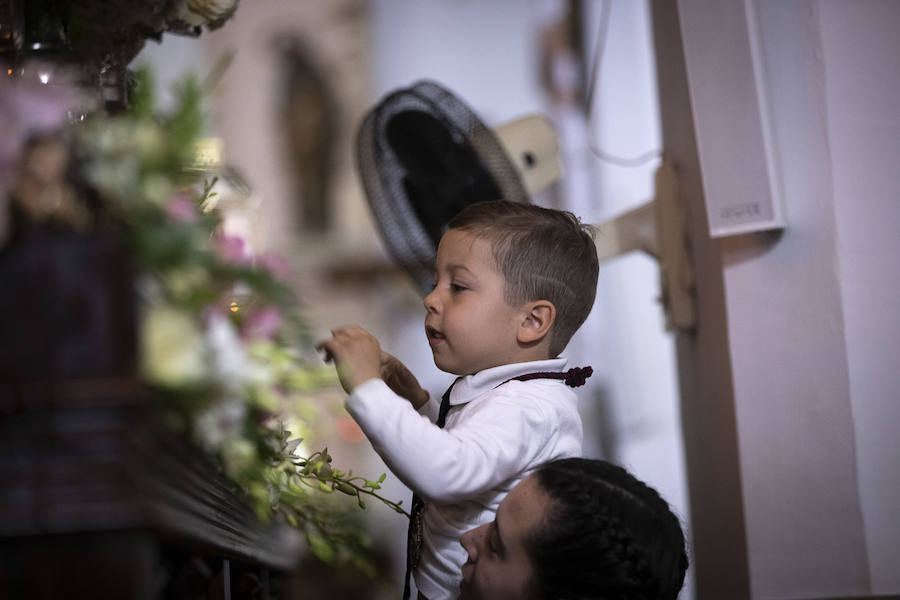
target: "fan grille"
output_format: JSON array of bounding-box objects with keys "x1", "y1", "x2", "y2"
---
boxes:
[{"x1": 356, "y1": 81, "x2": 528, "y2": 295}]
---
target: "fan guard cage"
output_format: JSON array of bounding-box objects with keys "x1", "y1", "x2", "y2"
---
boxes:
[{"x1": 356, "y1": 81, "x2": 528, "y2": 294}]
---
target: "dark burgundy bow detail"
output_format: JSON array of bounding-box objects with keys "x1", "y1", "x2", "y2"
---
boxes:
[
  {"x1": 511, "y1": 366, "x2": 593, "y2": 388},
  {"x1": 563, "y1": 366, "x2": 593, "y2": 387}
]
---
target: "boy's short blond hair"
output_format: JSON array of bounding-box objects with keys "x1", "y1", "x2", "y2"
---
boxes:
[{"x1": 447, "y1": 201, "x2": 599, "y2": 356}]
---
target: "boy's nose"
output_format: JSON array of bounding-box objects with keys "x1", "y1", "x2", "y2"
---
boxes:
[{"x1": 423, "y1": 288, "x2": 439, "y2": 313}]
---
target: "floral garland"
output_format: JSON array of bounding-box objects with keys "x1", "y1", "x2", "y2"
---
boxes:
[{"x1": 1, "y1": 69, "x2": 404, "y2": 574}]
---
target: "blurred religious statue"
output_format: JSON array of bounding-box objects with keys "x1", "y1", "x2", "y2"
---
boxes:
[{"x1": 273, "y1": 34, "x2": 339, "y2": 233}]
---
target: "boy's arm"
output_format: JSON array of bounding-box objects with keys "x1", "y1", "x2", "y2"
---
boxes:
[{"x1": 347, "y1": 380, "x2": 570, "y2": 504}]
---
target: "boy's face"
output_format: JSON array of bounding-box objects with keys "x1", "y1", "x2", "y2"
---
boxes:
[{"x1": 424, "y1": 229, "x2": 524, "y2": 375}]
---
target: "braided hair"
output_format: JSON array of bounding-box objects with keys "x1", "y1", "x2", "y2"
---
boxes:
[{"x1": 526, "y1": 458, "x2": 688, "y2": 600}]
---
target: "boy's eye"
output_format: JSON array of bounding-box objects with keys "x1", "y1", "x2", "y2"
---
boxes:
[{"x1": 450, "y1": 283, "x2": 467, "y2": 292}]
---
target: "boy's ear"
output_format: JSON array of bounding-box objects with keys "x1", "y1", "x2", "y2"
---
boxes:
[{"x1": 518, "y1": 300, "x2": 556, "y2": 344}]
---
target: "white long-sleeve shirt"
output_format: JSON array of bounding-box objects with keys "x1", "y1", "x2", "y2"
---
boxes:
[{"x1": 346, "y1": 358, "x2": 584, "y2": 600}]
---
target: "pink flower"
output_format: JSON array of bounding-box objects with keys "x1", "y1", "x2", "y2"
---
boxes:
[
  {"x1": 165, "y1": 194, "x2": 199, "y2": 223},
  {"x1": 215, "y1": 233, "x2": 251, "y2": 265},
  {"x1": 335, "y1": 416, "x2": 365, "y2": 443},
  {"x1": 257, "y1": 252, "x2": 292, "y2": 282},
  {"x1": 243, "y1": 306, "x2": 283, "y2": 340}
]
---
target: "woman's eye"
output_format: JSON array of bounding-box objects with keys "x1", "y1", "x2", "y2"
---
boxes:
[{"x1": 487, "y1": 525, "x2": 500, "y2": 554}]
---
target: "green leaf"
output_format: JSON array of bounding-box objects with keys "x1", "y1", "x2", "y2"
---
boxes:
[{"x1": 307, "y1": 532, "x2": 335, "y2": 564}]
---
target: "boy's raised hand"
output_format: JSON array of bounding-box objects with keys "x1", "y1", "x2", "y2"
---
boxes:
[
  {"x1": 316, "y1": 326, "x2": 382, "y2": 394},
  {"x1": 380, "y1": 351, "x2": 429, "y2": 410}
]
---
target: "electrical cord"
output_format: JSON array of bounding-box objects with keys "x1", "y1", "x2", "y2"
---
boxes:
[{"x1": 584, "y1": 0, "x2": 661, "y2": 168}]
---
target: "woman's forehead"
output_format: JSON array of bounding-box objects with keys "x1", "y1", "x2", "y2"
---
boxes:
[{"x1": 498, "y1": 476, "x2": 550, "y2": 543}]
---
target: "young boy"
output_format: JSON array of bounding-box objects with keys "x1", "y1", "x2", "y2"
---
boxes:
[{"x1": 318, "y1": 200, "x2": 599, "y2": 600}]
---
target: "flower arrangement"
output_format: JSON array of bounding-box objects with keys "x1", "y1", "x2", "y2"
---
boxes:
[{"x1": 1, "y1": 69, "x2": 404, "y2": 573}]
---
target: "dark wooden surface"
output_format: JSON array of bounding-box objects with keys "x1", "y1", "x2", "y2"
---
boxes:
[
  {"x1": 0, "y1": 231, "x2": 302, "y2": 598},
  {"x1": 0, "y1": 377, "x2": 302, "y2": 598}
]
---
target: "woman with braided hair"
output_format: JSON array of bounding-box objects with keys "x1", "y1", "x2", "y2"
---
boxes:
[{"x1": 459, "y1": 458, "x2": 688, "y2": 600}]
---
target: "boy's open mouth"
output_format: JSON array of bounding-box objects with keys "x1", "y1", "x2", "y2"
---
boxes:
[{"x1": 425, "y1": 326, "x2": 445, "y2": 345}]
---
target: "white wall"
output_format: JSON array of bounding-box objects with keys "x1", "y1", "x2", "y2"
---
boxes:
[
  {"x1": 580, "y1": 1, "x2": 692, "y2": 597},
  {"x1": 370, "y1": 0, "x2": 546, "y2": 123},
  {"x1": 821, "y1": 0, "x2": 900, "y2": 592},
  {"x1": 677, "y1": 0, "x2": 900, "y2": 597}
]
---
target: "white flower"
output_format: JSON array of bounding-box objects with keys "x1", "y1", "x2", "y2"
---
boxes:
[
  {"x1": 140, "y1": 305, "x2": 206, "y2": 386},
  {"x1": 141, "y1": 173, "x2": 175, "y2": 207},
  {"x1": 170, "y1": 0, "x2": 238, "y2": 27},
  {"x1": 206, "y1": 311, "x2": 247, "y2": 390},
  {"x1": 132, "y1": 122, "x2": 164, "y2": 158},
  {"x1": 194, "y1": 393, "x2": 246, "y2": 450},
  {"x1": 84, "y1": 155, "x2": 140, "y2": 201}
]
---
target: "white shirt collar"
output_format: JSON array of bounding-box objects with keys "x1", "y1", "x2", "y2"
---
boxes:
[{"x1": 448, "y1": 358, "x2": 569, "y2": 406}]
